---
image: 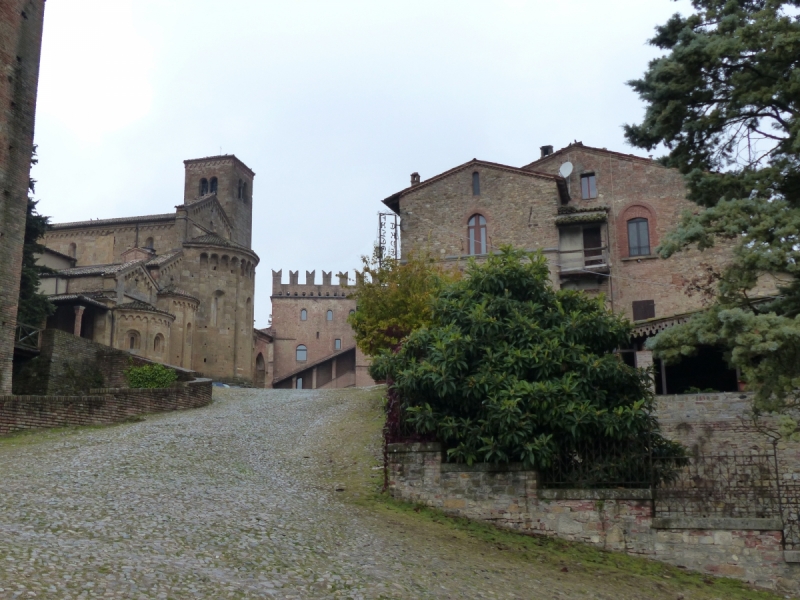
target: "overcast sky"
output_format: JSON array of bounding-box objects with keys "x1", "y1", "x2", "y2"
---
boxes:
[{"x1": 31, "y1": 0, "x2": 693, "y2": 328}]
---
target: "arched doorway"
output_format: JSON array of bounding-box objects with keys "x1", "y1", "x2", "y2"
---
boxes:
[{"x1": 256, "y1": 352, "x2": 265, "y2": 387}]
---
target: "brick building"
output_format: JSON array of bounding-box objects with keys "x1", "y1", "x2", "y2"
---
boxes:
[
  {"x1": 268, "y1": 269, "x2": 374, "y2": 389},
  {"x1": 0, "y1": 0, "x2": 46, "y2": 394},
  {"x1": 38, "y1": 155, "x2": 260, "y2": 384},
  {"x1": 382, "y1": 142, "x2": 777, "y2": 394}
]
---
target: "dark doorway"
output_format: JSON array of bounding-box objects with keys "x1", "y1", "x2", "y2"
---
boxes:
[{"x1": 655, "y1": 345, "x2": 738, "y2": 395}]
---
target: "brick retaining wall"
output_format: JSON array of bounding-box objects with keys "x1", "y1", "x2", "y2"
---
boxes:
[
  {"x1": 0, "y1": 378, "x2": 212, "y2": 435},
  {"x1": 388, "y1": 442, "x2": 798, "y2": 593}
]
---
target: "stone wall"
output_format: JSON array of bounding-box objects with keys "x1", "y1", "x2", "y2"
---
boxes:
[
  {"x1": 0, "y1": 0, "x2": 46, "y2": 394},
  {"x1": 0, "y1": 377, "x2": 212, "y2": 435},
  {"x1": 13, "y1": 328, "x2": 194, "y2": 395},
  {"x1": 387, "y1": 442, "x2": 798, "y2": 594}
]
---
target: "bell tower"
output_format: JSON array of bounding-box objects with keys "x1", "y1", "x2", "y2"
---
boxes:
[{"x1": 183, "y1": 155, "x2": 255, "y2": 248}]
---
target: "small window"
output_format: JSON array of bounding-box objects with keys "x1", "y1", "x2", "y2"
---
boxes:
[
  {"x1": 300, "y1": 309, "x2": 307, "y2": 321},
  {"x1": 467, "y1": 214, "x2": 487, "y2": 255},
  {"x1": 472, "y1": 171, "x2": 480, "y2": 196},
  {"x1": 627, "y1": 218, "x2": 650, "y2": 256},
  {"x1": 237, "y1": 179, "x2": 243, "y2": 199},
  {"x1": 200, "y1": 178, "x2": 209, "y2": 195},
  {"x1": 581, "y1": 173, "x2": 597, "y2": 199},
  {"x1": 126, "y1": 330, "x2": 141, "y2": 350},
  {"x1": 326, "y1": 310, "x2": 333, "y2": 321},
  {"x1": 296, "y1": 345, "x2": 307, "y2": 361},
  {"x1": 210, "y1": 177, "x2": 218, "y2": 194},
  {"x1": 632, "y1": 300, "x2": 656, "y2": 322},
  {"x1": 296, "y1": 377, "x2": 303, "y2": 389},
  {"x1": 153, "y1": 334, "x2": 164, "y2": 353},
  {"x1": 144, "y1": 237, "x2": 154, "y2": 250},
  {"x1": 242, "y1": 182, "x2": 248, "y2": 203},
  {"x1": 335, "y1": 338, "x2": 341, "y2": 350}
]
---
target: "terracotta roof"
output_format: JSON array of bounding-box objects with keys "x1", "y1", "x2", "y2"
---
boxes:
[
  {"x1": 44, "y1": 260, "x2": 144, "y2": 278},
  {"x1": 382, "y1": 159, "x2": 569, "y2": 213},
  {"x1": 146, "y1": 249, "x2": 182, "y2": 267},
  {"x1": 158, "y1": 285, "x2": 199, "y2": 303},
  {"x1": 47, "y1": 293, "x2": 109, "y2": 310},
  {"x1": 522, "y1": 142, "x2": 662, "y2": 170},
  {"x1": 115, "y1": 300, "x2": 175, "y2": 318},
  {"x1": 49, "y1": 213, "x2": 175, "y2": 230}
]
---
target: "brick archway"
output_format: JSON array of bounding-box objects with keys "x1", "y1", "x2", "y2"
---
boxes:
[{"x1": 617, "y1": 202, "x2": 658, "y2": 258}]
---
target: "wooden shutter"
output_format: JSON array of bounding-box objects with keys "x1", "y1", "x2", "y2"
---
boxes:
[{"x1": 632, "y1": 300, "x2": 655, "y2": 321}]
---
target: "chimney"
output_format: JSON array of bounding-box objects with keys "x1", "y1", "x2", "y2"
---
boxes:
[
  {"x1": 540, "y1": 145, "x2": 554, "y2": 158},
  {"x1": 410, "y1": 172, "x2": 420, "y2": 186}
]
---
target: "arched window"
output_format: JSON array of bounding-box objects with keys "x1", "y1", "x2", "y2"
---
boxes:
[
  {"x1": 627, "y1": 218, "x2": 650, "y2": 256},
  {"x1": 296, "y1": 344, "x2": 307, "y2": 361},
  {"x1": 472, "y1": 171, "x2": 480, "y2": 196},
  {"x1": 126, "y1": 330, "x2": 141, "y2": 351},
  {"x1": 144, "y1": 237, "x2": 154, "y2": 250},
  {"x1": 237, "y1": 179, "x2": 243, "y2": 199},
  {"x1": 467, "y1": 214, "x2": 487, "y2": 255},
  {"x1": 241, "y1": 182, "x2": 248, "y2": 203},
  {"x1": 326, "y1": 310, "x2": 333, "y2": 321},
  {"x1": 200, "y1": 178, "x2": 209, "y2": 195},
  {"x1": 300, "y1": 308, "x2": 307, "y2": 321},
  {"x1": 68, "y1": 242, "x2": 77, "y2": 258},
  {"x1": 153, "y1": 333, "x2": 164, "y2": 353},
  {"x1": 210, "y1": 177, "x2": 218, "y2": 194},
  {"x1": 256, "y1": 353, "x2": 265, "y2": 371}
]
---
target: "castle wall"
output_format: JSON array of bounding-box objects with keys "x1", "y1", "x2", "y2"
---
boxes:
[
  {"x1": 0, "y1": 0, "x2": 45, "y2": 394},
  {"x1": 270, "y1": 270, "x2": 363, "y2": 385}
]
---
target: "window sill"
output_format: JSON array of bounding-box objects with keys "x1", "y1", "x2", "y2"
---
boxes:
[{"x1": 621, "y1": 254, "x2": 659, "y2": 262}]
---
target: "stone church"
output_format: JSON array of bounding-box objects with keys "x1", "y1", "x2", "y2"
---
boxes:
[{"x1": 38, "y1": 155, "x2": 259, "y2": 384}]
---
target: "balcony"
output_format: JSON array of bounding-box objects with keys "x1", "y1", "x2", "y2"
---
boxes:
[{"x1": 558, "y1": 246, "x2": 610, "y2": 275}]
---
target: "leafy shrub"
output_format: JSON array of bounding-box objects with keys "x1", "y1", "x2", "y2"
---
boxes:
[
  {"x1": 371, "y1": 248, "x2": 684, "y2": 480},
  {"x1": 125, "y1": 363, "x2": 177, "y2": 389}
]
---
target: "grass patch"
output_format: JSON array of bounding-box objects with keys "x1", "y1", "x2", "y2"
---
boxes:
[{"x1": 318, "y1": 385, "x2": 785, "y2": 600}]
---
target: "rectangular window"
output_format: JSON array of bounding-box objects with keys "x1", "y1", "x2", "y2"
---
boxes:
[
  {"x1": 582, "y1": 227, "x2": 603, "y2": 266},
  {"x1": 632, "y1": 300, "x2": 656, "y2": 322},
  {"x1": 580, "y1": 173, "x2": 597, "y2": 199},
  {"x1": 335, "y1": 338, "x2": 341, "y2": 350},
  {"x1": 627, "y1": 219, "x2": 651, "y2": 256}
]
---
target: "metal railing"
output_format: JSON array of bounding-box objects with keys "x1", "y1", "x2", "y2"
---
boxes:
[
  {"x1": 558, "y1": 246, "x2": 609, "y2": 273},
  {"x1": 14, "y1": 323, "x2": 42, "y2": 352}
]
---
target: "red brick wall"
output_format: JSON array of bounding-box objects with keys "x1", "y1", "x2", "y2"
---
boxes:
[
  {"x1": 0, "y1": 378, "x2": 212, "y2": 435},
  {"x1": 0, "y1": 0, "x2": 46, "y2": 394}
]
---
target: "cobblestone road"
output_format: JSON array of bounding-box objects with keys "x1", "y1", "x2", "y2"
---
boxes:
[{"x1": 0, "y1": 388, "x2": 778, "y2": 599}]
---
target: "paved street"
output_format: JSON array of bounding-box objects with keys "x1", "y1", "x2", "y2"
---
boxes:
[{"x1": 0, "y1": 388, "x2": 777, "y2": 599}]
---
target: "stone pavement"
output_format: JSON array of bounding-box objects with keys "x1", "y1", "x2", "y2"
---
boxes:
[{"x1": 0, "y1": 388, "x2": 779, "y2": 599}]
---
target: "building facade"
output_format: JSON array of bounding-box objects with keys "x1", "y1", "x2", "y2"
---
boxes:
[
  {"x1": 269, "y1": 269, "x2": 373, "y2": 389},
  {"x1": 0, "y1": 0, "x2": 46, "y2": 394},
  {"x1": 38, "y1": 155, "x2": 259, "y2": 384},
  {"x1": 382, "y1": 142, "x2": 777, "y2": 394}
]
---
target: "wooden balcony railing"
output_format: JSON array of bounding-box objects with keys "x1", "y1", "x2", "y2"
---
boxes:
[{"x1": 558, "y1": 246, "x2": 610, "y2": 274}]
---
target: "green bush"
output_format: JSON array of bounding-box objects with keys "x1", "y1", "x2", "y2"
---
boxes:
[
  {"x1": 125, "y1": 363, "x2": 177, "y2": 389},
  {"x1": 371, "y1": 248, "x2": 684, "y2": 479}
]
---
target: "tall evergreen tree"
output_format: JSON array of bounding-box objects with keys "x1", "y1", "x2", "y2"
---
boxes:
[
  {"x1": 17, "y1": 148, "x2": 54, "y2": 327},
  {"x1": 624, "y1": 1, "x2": 800, "y2": 433}
]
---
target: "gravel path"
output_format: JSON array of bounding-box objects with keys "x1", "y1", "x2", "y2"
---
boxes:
[{"x1": 0, "y1": 388, "x2": 773, "y2": 599}]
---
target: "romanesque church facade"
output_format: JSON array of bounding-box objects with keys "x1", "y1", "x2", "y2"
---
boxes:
[{"x1": 38, "y1": 155, "x2": 259, "y2": 384}]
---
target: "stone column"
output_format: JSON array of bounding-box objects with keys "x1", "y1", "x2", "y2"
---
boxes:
[
  {"x1": 312, "y1": 366, "x2": 318, "y2": 389},
  {"x1": 331, "y1": 358, "x2": 337, "y2": 387},
  {"x1": 635, "y1": 349, "x2": 656, "y2": 393},
  {"x1": 73, "y1": 305, "x2": 85, "y2": 337}
]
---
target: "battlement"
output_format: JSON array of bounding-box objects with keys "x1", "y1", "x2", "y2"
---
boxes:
[{"x1": 271, "y1": 269, "x2": 362, "y2": 298}]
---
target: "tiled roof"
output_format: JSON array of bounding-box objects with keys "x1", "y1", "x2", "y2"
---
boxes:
[
  {"x1": 382, "y1": 158, "x2": 568, "y2": 213},
  {"x1": 43, "y1": 260, "x2": 144, "y2": 277},
  {"x1": 522, "y1": 142, "x2": 661, "y2": 170},
  {"x1": 115, "y1": 301, "x2": 174, "y2": 318},
  {"x1": 183, "y1": 154, "x2": 255, "y2": 177},
  {"x1": 158, "y1": 285, "x2": 199, "y2": 303},
  {"x1": 47, "y1": 293, "x2": 110, "y2": 310},
  {"x1": 146, "y1": 250, "x2": 182, "y2": 267},
  {"x1": 184, "y1": 233, "x2": 253, "y2": 253},
  {"x1": 49, "y1": 213, "x2": 175, "y2": 230}
]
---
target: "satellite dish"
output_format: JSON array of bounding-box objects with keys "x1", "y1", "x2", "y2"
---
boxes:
[{"x1": 559, "y1": 161, "x2": 574, "y2": 178}]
